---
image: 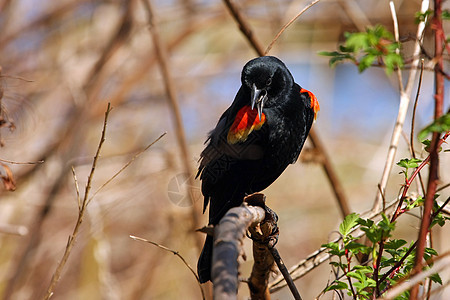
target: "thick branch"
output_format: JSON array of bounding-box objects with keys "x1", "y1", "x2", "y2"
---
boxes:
[{"x1": 212, "y1": 202, "x2": 265, "y2": 300}]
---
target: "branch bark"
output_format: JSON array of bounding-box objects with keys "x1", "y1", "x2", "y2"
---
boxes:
[
  {"x1": 142, "y1": 0, "x2": 203, "y2": 251},
  {"x1": 410, "y1": 0, "x2": 445, "y2": 298},
  {"x1": 212, "y1": 201, "x2": 265, "y2": 300}
]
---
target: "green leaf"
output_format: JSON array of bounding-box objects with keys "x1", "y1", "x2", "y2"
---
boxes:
[
  {"x1": 430, "y1": 273, "x2": 443, "y2": 285},
  {"x1": 339, "y1": 213, "x2": 360, "y2": 236},
  {"x1": 358, "y1": 54, "x2": 376, "y2": 72},
  {"x1": 424, "y1": 247, "x2": 438, "y2": 256},
  {"x1": 347, "y1": 242, "x2": 371, "y2": 255},
  {"x1": 397, "y1": 158, "x2": 422, "y2": 169},
  {"x1": 415, "y1": 10, "x2": 433, "y2": 24},
  {"x1": 442, "y1": 10, "x2": 450, "y2": 20},
  {"x1": 384, "y1": 239, "x2": 407, "y2": 250},
  {"x1": 384, "y1": 52, "x2": 403, "y2": 74},
  {"x1": 324, "y1": 280, "x2": 348, "y2": 292},
  {"x1": 418, "y1": 113, "x2": 450, "y2": 141}
]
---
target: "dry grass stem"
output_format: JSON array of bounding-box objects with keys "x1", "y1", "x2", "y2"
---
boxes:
[
  {"x1": 373, "y1": 0, "x2": 430, "y2": 211},
  {"x1": 88, "y1": 132, "x2": 167, "y2": 205},
  {"x1": 43, "y1": 103, "x2": 112, "y2": 300},
  {"x1": 264, "y1": 0, "x2": 321, "y2": 55},
  {"x1": 129, "y1": 235, "x2": 206, "y2": 300},
  {"x1": 142, "y1": 0, "x2": 202, "y2": 251},
  {"x1": 0, "y1": 158, "x2": 44, "y2": 165}
]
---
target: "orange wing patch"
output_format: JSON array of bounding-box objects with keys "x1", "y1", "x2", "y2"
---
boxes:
[
  {"x1": 227, "y1": 106, "x2": 266, "y2": 144},
  {"x1": 301, "y1": 88, "x2": 320, "y2": 120}
]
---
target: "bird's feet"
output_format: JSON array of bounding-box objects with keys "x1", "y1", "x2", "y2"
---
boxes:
[{"x1": 244, "y1": 193, "x2": 279, "y2": 248}]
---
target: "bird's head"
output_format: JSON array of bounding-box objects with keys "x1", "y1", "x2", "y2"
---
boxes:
[{"x1": 241, "y1": 56, "x2": 293, "y2": 120}]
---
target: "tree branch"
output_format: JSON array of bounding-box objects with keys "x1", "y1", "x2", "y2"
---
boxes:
[{"x1": 212, "y1": 200, "x2": 265, "y2": 300}]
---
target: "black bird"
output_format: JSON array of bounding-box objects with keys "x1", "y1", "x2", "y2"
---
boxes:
[{"x1": 196, "y1": 56, "x2": 319, "y2": 283}]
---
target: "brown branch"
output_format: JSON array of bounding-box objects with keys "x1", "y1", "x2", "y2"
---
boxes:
[
  {"x1": 129, "y1": 235, "x2": 206, "y2": 300},
  {"x1": 373, "y1": 0, "x2": 430, "y2": 211},
  {"x1": 247, "y1": 194, "x2": 302, "y2": 300},
  {"x1": 269, "y1": 200, "x2": 399, "y2": 293},
  {"x1": 265, "y1": 0, "x2": 321, "y2": 55},
  {"x1": 410, "y1": 59, "x2": 426, "y2": 195},
  {"x1": 248, "y1": 235, "x2": 274, "y2": 300},
  {"x1": 380, "y1": 251, "x2": 450, "y2": 300},
  {"x1": 141, "y1": 0, "x2": 203, "y2": 251},
  {"x1": 87, "y1": 132, "x2": 167, "y2": 205},
  {"x1": 308, "y1": 130, "x2": 350, "y2": 218},
  {"x1": 43, "y1": 103, "x2": 112, "y2": 300},
  {"x1": 212, "y1": 201, "x2": 266, "y2": 300},
  {"x1": 222, "y1": 0, "x2": 265, "y2": 56},
  {"x1": 411, "y1": 1, "x2": 445, "y2": 298}
]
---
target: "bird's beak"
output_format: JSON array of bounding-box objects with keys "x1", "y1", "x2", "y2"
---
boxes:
[{"x1": 251, "y1": 83, "x2": 266, "y2": 121}]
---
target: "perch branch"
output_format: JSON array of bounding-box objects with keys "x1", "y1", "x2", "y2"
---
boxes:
[{"x1": 212, "y1": 201, "x2": 265, "y2": 300}]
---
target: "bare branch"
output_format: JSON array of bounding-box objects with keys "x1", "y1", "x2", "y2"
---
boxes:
[
  {"x1": 222, "y1": 0, "x2": 265, "y2": 56},
  {"x1": 43, "y1": 103, "x2": 112, "y2": 300},
  {"x1": 265, "y1": 0, "x2": 321, "y2": 55},
  {"x1": 212, "y1": 202, "x2": 265, "y2": 300},
  {"x1": 88, "y1": 132, "x2": 167, "y2": 204},
  {"x1": 380, "y1": 251, "x2": 450, "y2": 300},
  {"x1": 141, "y1": 0, "x2": 202, "y2": 251},
  {"x1": 373, "y1": 0, "x2": 430, "y2": 211},
  {"x1": 129, "y1": 235, "x2": 206, "y2": 300},
  {"x1": 269, "y1": 199, "x2": 399, "y2": 293}
]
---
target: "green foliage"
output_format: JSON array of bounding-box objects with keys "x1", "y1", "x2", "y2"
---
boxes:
[
  {"x1": 320, "y1": 12, "x2": 449, "y2": 299},
  {"x1": 324, "y1": 280, "x2": 348, "y2": 292},
  {"x1": 322, "y1": 209, "x2": 445, "y2": 299},
  {"x1": 415, "y1": 9, "x2": 433, "y2": 24},
  {"x1": 319, "y1": 25, "x2": 403, "y2": 74},
  {"x1": 418, "y1": 112, "x2": 450, "y2": 141},
  {"x1": 442, "y1": 10, "x2": 450, "y2": 20},
  {"x1": 339, "y1": 212, "x2": 360, "y2": 237},
  {"x1": 396, "y1": 158, "x2": 422, "y2": 180}
]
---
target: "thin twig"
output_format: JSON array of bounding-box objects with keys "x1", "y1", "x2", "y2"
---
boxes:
[
  {"x1": 410, "y1": 59, "x2": 426, "y2": 194},
  {"x1": 71, "y1": 166, "x2": 81, "y2": 211},
  {"x1": 380, "y1": 251, "x2": 450, "y2": 300},
  {"x1": 389, "y1": 0, "x2": 404, "y2": 92},
  {"x1": 43, "y1": 103, "x2": 112, "y2": 300},
  {"x1": 222, "y1": 0, "x2": 265, "y2": 56},
  {"x1": 265, "y1": 0, "x2": 321, "y2": 55},
  {"x1": 142, "y1": 0, "x2": 202, "y2": 251},
  {"x1": 87, "y1": 132, "x2": 167, "y2": 204},
  {"x1": 373, "y1": 0, "x2": 430, "y2": 211},
  {"x1": 411, "y1": 1, "x2": 445, "y2": 297},
  {"x1": 269, "y1": 246, "x2": 302, "y2": 300},
  {"x1": 269, "y1": 200, "x2": 399, "y2": 293},
  {"x1": 0, "y1": 158, "x2": 44, "y2": 165},
  {"x1": 129, "y1": 235, "x2": 206, "y2": 300}
]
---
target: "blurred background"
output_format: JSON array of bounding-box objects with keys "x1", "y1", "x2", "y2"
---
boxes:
[{"x1": 0, "y1": 0, "x2": 449, "y2": 299}]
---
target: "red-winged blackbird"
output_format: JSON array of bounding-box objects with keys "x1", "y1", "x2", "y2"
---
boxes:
[{"x1": 196, "y1": 56, "x2": 319, "y2": 283}]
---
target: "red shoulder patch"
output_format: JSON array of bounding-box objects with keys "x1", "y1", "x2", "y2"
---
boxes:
[
  {"x1": 227, "y1": 106, "x2": 266, "y2": 144},
  {"x1": 300, "y1": 88, "x2": 320, "y2": 120}
]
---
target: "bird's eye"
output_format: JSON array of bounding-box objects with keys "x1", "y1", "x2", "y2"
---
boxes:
[{"x1": 266, "y1": 78, "x2": 272, "y2": 86}]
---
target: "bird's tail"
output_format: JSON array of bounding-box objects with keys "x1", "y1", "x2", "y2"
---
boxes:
[{"x1": 197, "y1": 235, "x2": 213, "y2": 283}]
